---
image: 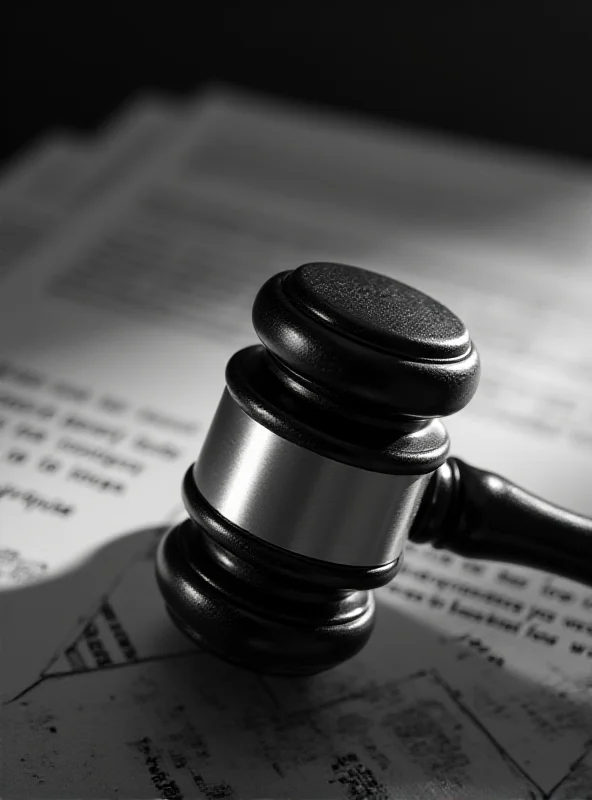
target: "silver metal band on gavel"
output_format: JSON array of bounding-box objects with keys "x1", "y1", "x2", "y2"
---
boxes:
[{"x1": 193, "y1": 389, "x2": 430, "y2": 568}]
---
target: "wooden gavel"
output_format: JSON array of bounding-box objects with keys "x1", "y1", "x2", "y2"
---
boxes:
[{"x1": 155, "y1": 262, "x2": 592, "y2": 675}]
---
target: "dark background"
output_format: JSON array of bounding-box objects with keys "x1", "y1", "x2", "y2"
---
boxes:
[{"x1": 2, "y1": 3, "x2": 592, "y2": 165}]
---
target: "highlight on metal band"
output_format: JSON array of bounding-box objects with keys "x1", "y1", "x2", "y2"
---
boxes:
[{"x1": 193, "y1": 389, "x2": 430, "y2": 567}]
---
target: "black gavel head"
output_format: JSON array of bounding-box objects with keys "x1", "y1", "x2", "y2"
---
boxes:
[{"x1": 156, "y1": 263, "x2": 480, "y2": 675}]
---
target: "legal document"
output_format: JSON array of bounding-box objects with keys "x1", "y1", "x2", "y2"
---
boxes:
[{"x1": 1, "y1": 87, "x2": 591, "y2": 798}]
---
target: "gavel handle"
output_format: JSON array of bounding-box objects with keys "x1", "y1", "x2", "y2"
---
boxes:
[{"x1": 409, "y1": 457, "x2": 592, "y2": 587}]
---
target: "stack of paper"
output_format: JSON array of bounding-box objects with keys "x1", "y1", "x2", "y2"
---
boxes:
[{"x1": 1, "y1": 86, "x2": 591, "y2": 798}]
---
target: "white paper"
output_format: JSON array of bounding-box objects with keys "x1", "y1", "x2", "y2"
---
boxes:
[
  {"x1": 1, "y1": 88, "x2": 592, "y2": 798},
  {"x1": 0, "y1": 134, "x2": 86, "y2": 280},
  {"x1": 0, "y1": 96, "x2": 181, "y2": 283}
]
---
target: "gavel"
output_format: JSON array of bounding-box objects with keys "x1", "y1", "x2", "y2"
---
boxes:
[{"x1": 155, "y1": 262, "x2": 592, "y2": 675}]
